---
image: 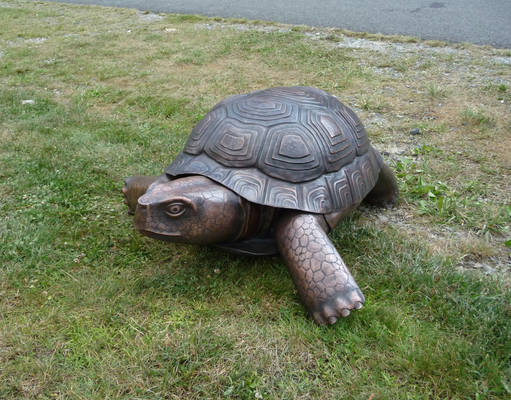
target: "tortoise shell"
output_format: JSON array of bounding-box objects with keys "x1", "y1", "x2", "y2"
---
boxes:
[{"x1": 166, "y1": 86, "x2": 382, "y2": 214}]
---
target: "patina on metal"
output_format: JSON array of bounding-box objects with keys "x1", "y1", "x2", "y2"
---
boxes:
[{"x1": 123, "y1": 86, "x2": 399, "y2": 325}]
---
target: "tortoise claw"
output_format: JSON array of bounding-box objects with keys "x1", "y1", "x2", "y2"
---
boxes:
[
  {"x1": 313, "y1": 311, "x2": 327, "y2": 326},
  {"x1": 312, "y1": 288, "x2": 364, "y2": 325}
]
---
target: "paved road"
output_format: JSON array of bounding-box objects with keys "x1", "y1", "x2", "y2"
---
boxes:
[{"x1": 47, "y1": 0, "x2": 511, "y2": 48}]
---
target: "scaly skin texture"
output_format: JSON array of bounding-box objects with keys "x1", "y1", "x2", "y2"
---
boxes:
[
  {"x1": 134, "y1": 176, "x2": 246, "y2": 245},
  {"x1": 276, "y1": 212, "x2": 364, "y2": 325}
]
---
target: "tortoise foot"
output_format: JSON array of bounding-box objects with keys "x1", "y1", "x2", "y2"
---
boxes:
[
  {"x1": 276, "y1": 212, "x2": 365, "y2": 326},
  {"x1": 363, "y1": 163, "x2": 399, "y2": 208},
  {"x1": 312, "y1": 287, "x2": 365, "y2": 325}
]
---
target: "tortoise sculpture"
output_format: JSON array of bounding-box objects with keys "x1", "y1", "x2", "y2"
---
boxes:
[{"x1": 123, "y1": 86, "x2": 398, "y2": 325}]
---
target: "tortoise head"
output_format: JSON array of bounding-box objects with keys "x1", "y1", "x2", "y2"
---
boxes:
[{"x1": 134, "y1": 175, "x2": 246, "y2": 244}]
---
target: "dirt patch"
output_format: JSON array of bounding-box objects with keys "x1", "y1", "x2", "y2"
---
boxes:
[
  {"x1": 137, "y1": 11, "x2": 164, "y2": 23},
  {"x1": 361, "y1": 206, "x2": 511, "y2": 280},
  {"x1": 196, "y1": 22, "x2": 291, "y2": 34}
]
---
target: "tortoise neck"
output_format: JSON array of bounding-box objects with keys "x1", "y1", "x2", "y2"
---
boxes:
[{"x1": 236, "y1": 198, "x2": 274, "y2": 241}]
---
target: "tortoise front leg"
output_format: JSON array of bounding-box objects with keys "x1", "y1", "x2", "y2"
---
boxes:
[
  {"x1": 276, "y1": 212, "x2": 364, "y2": 325},
  {"x1": 122, "y1": 175, "x2": 160, "y2": 214}
]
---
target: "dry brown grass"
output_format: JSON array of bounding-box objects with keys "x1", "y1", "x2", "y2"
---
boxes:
[{"x1": 1, "y1": 1, "x2": 510, "y2": 398}]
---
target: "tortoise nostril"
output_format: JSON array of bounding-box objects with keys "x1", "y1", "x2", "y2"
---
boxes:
[{"x1": 137, "y1": 194, "x2": 151, "y2": 206}]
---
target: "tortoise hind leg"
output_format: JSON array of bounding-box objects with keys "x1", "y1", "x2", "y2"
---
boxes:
[
  {"x1": 363, "y1": 163, "x2": 399, "y2": 207},
  {"x1": 276, "y1": 212, "x2": 364, "y2": 325}
]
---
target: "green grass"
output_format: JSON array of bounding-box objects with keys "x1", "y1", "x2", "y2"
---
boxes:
[
  {"x1": 394, "y1": 155, "x2": 509, "y2": 235},
  {"x1": 462, "y1": 107, "x2": 496, "y2": 128},
  {"x1": 426, "y1": 84, "x2": 448, "y2": 99},
  {"x1": 1, "y1": 1, "x2": 510, "y2": 398}
]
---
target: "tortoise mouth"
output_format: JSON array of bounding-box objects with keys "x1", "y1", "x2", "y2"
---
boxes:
[{"x1": 136, "y1": 228, "x2": 184, "y2": 242}]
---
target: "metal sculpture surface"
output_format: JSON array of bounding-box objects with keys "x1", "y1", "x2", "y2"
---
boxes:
[{"x1": 123, "y1": 86, "x2": 398, "y2": 325}]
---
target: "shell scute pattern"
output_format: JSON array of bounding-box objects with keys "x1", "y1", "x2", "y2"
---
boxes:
[
  {"x1": 305, "y1": 185, "x2": 331, "y2": 212},
  {"x1": 299, "y1": 108, "x2": 356, "y2": 172},
  {"x1": 229, "y1": 94, "x2": 298, "y2": 125},
  {"x1": 185, "y1": 105, "x2": 227, "y2": 155},
  {"x1": 204, "y1": 119, "x2": 265, "y2": 168},
  {"x1": 330, "y1": 102, "x2": 370, "y2": 156},
  {"x1": 325, "y1": 171, "x2": 353, "y2": 210},
  {"x1": 263, "y1": 87, "x2": 331, "y2": 108},
  {"x1": 267, "y1": 185, "x2": 299, "y2": 209},
  {"x1": 345, "y1": 151, "x2": 380, "y2": 203},
  {"x1": 166, "y1": 87, "x2": 382, "y2": 214},
  {"x1": 225, "y1": 171, "x2": 265, "y2": 202},
  {"x1": 259, "y1": 123, "x2": 323, "y2": 182}
]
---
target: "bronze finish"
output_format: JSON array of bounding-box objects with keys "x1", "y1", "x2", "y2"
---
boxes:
[
  {"x1": 123, "y1": 86, "x2": 399, "y2": 325},
  {"x1": 135, "y1": 175, "x2": 247, "y2": 244},
  {"x1": 122, "y1": 175, "x2": 159, "y2": 214},
  {"x1": 276, "y1": 212, "x2": 364, "y2": 325}
]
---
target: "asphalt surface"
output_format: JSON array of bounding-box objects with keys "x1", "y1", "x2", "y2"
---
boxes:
[{"x1": 47, "y1": 0, "x2": 511, "y2": 48}]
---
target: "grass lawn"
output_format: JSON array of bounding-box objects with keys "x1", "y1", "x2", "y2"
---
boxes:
[{"x1": 1, "y1": 1, "x2": 510, "y2": 398}]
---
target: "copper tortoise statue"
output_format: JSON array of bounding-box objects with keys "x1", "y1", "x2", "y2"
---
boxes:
[{"x1": 123, "y1": 86, "x2": 398, "y2": 325}]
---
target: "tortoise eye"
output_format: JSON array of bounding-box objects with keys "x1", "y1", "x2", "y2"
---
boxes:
[{"x1": 166, "y1": 202, "x2": 186, "y2": 217}]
